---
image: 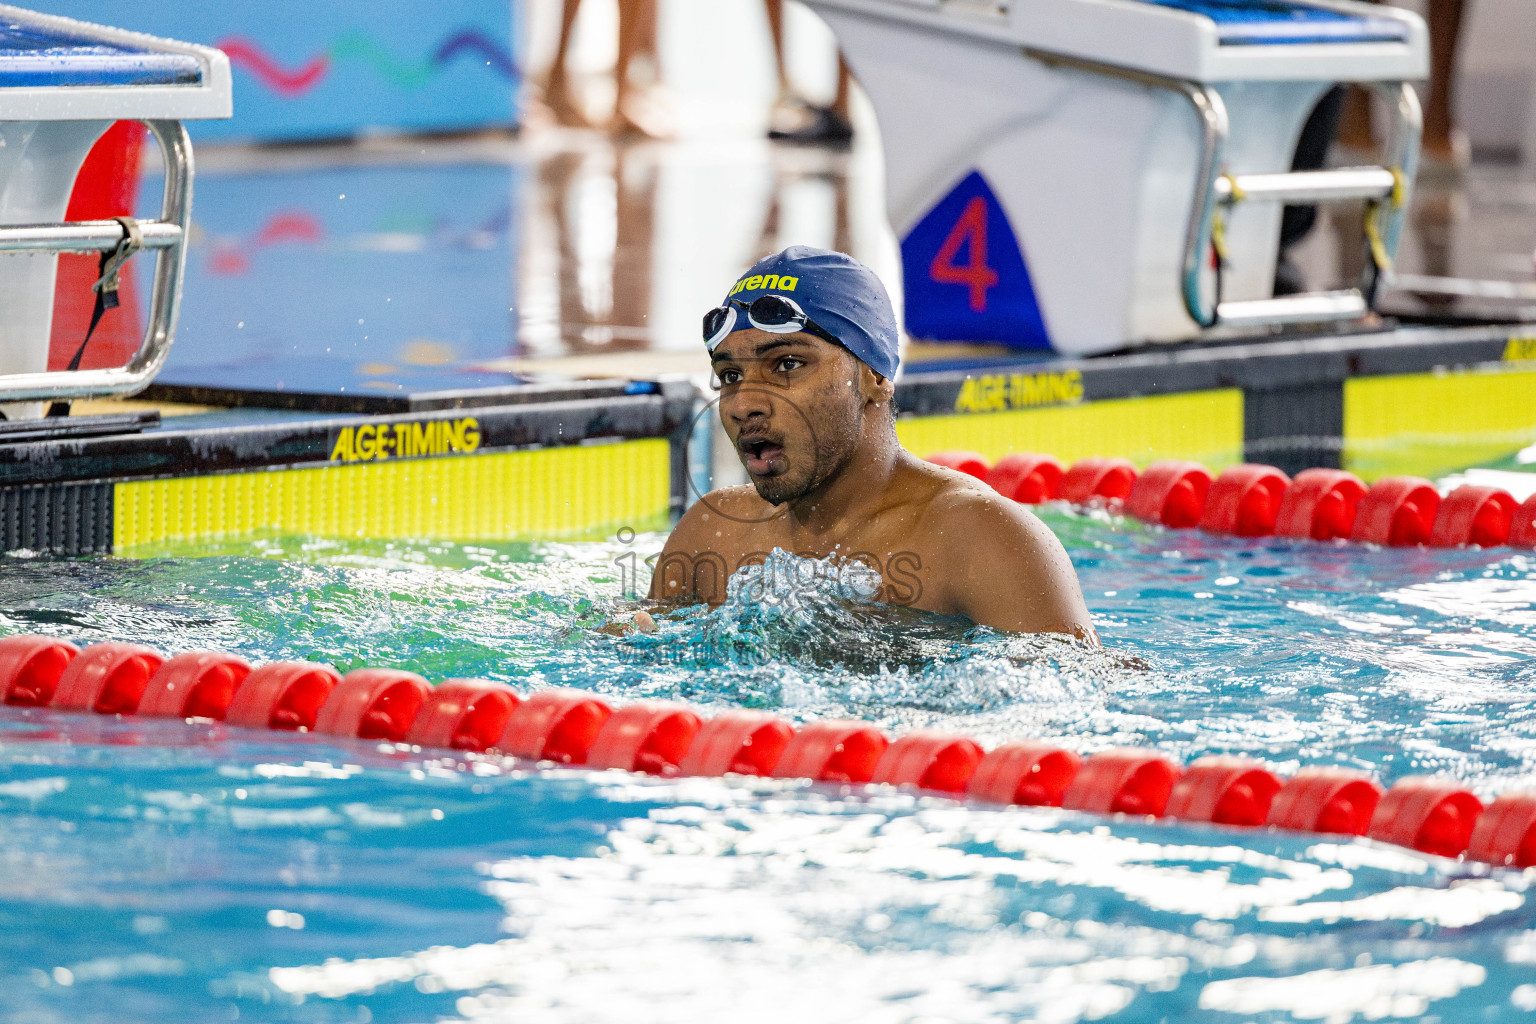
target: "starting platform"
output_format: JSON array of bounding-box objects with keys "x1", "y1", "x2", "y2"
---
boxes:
[
  {"x1": 806, "y1": 0, "x2": 1428, "y2": 353},
  {"x1": 0, "y1": 4, "x2": 229, "y2": 418}
]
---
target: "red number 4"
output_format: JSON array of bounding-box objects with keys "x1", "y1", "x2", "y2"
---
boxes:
[{"x1": 929, "y1": 196, "x2": 999, "y2": 312}]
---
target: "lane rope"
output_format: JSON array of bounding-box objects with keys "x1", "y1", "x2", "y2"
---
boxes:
[
  {"x1": 926, "y1": 452, "x2": 1536, "y2": 548},
  {"x1": 2, "y1": 635, "x2": 1532, "y2": 868}
]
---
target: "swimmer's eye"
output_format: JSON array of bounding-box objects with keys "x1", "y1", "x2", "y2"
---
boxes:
[
  {"x1": 714, "y1": 367, "x2": 744, "y2": 387},
  {"x1": 774, "y1": 357, "x2": 804, "y2": 374}
]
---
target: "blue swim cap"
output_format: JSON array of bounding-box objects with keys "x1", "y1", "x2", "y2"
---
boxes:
[{"x1": 716, "y1": 246, "x2": 899, "y2": 379}]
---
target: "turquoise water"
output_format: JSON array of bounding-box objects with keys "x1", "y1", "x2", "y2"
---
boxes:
[{"x1": 3, "y1": 507, "x2": 1536, "y2": 1023}]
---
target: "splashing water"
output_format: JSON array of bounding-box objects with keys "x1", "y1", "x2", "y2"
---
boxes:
[{"x1": 3, "y1": 507, "x2": 1536, "y2": 1022}]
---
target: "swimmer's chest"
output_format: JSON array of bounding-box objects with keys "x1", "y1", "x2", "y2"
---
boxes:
[{"x1": 718, "y1": 516, "x2": 950, "y2": 611}]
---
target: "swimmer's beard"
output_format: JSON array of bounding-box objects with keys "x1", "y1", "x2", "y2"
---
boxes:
[
  {"x1": 746, "y1": 462, "x2": 800, "y2": 505},
  {"x1": 739, "y1": 440, "x2": 809, "y2": 505},
  {"x1": 745, "y1": 444, "x2": 847, "y2": 506}
]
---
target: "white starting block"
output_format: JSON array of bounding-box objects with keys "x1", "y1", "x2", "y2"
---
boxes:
[
  {"x1": 803, "y1": 0, "x2": 1429, "y2": 355},
  {"x1": 0, "y1": 5, "x2": 229, "y2": 418}
]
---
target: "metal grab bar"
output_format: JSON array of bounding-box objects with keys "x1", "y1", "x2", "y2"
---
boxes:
[
  {"x1": 1217, "y1": 291, "x2": 1369, "y2": 326},
  {"x1": 0, "y1": 118, "x2": 192, "y2": 405},
  {"x1": 1215, "y1": 168, "x2": 1398, "y2": 205},
  {"x1": 0, "y1": 219, "x2": 182, "y2": 253},
  {"x1": 1182, "y1": 82, "x2": 1418, "y2": 330}
]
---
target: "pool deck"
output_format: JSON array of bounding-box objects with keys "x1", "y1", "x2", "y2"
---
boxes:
[{"x1": 4, "y1": 129, "x2": 1536, "y2": 555}]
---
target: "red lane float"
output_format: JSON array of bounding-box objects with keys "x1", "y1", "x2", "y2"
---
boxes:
[
  {"x1": 51, "y1": 643, "x2": 164, "y2": 714},
  {"x1": 1165, "y1": 756, "x2": 1283, "y2": 826},
  {"x1": 225, "y1": 661, "x2": 341, "y2": 731},
  {"x1": 676, "y1": 710, "x2": 795, "y2": 777},
  {"x1": 1430, "y1": 485, "x2": 1517, "y2": 548},
  {"x1": 0, "y1": 635, "x2": 79, "y2": 707},
  {"x1": 139, "y1": 651, "x2": 251, "y2": 719},
  {"x1": 497, "y1": 688, "x2": 612, "y2": 764},
  {"x1": 925, "y1": 451, "x2": 990, "y2": 480},
  {"x1": 1059, "y1": 457, "x2": 1138, "y2": 505},
  {"x1": 985, "y1": 453, "x2": 1064, "y2": 504},
  {"x1": 407, "y1": 679, "x2": 521, "y2": 752},
  {"x1": 1367, "y1": 777, "x2": 1484, "y2": 858},
  {"x1": 1274, "y1": 468, "x2": 1367, "y2": 541},
  {"x1": 1062, "y1": 749, "x2": 1181, "y2": 816},
  {"x1": 966, "y1": 741, "x2": 1081, "y2": 806},
  {"x1": 1467, "y1": 792, "x2": 1536, "y2": 868},
  {"x1": 871, "y1": 730, "x2": 985, "y2": 793},
  {"x1": 1199, "y1": 465, "x2": 1291, "y2": 537},
  {"x1": 1511, "y1": 496, "x2": 1536, "y2": 547},
  {"x1": 1126, "y1": 461, "x2": 1212, "y2": 529},
  {"x1": 772, "y1": 720, "x2": 889, "y2": 784},
  {"x1": 587, "y1": 701, "x2": 703, "y2": 776},
  {"x1": 1351, "y1": 476, "x2": 1439, "y2": 546},
  {"x1": 10, "y1": 631, "x2": 1536, "y2": 867},
  {"x1": 924, "y1": 447, "x2": 1530, "y2": 553},
  {"x1": 1267, "y1": 767, "x2": 1383, "y2": 835},
  {"x1": 315, "y1": 669, "x2": 431, "y2": 742}
]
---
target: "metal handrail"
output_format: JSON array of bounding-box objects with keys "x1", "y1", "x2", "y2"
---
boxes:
[
  {"x1": 0, "y1": 118, "x2": 192, "y2": 404},
  {"x1": 1178, "y1": 82, "x2": 1227, "y2": 329},
  {"x1": 1363, "y1": 81, "x2": 1421, "y2": 301}
]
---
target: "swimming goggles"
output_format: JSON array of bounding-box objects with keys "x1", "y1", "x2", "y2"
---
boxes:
[{"x1": 702, "y1": 294, "x2": 840, "y2": 352}]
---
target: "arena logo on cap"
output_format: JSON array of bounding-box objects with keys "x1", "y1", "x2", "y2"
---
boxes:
[{"x1": 729, "y1": 274, "x2": 799, "y2": 296}]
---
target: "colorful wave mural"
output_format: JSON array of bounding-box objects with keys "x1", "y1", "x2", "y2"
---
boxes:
[
  {"x1": 20, "y1": 1, "x2": 521, "y2": 140},
  {"x1": 218, "y1": 30, "x2": 520, "y2": 98}
]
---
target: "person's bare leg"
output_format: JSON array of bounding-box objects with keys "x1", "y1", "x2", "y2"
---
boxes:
[
  {"x1": 637, "y1": 0, "x2": 659, "y2": 56},
  {"x1": 1421, "y1": 0, "x2": 1468, "y2": 161},
  {"x1": 765, "y1": 0, "x2": 792, "y2": 96},
  {"x1": 612, "y1": 0, "x2": 671, "y2": 138},
  {"x1": 1340, "y1": 0, "x2": 1467, "y2": 165},
  {"x1": 762, "y1": 0, "x2": 853, "y2": 143},
  {"x1": 613, "y1": 0, "x2": 641, "y2": 95},
  {"x1": 545, "y1": 0, "x2": 591, "y2": 127},
  {"x1": 767, "y1": 0, "x2": 833, "y2": 139},
  {"x1": 1337, "y1": 90, "x2": 1375, "y2": 154},
  {"x1": 1334, "y1": 0, "x2": 1383, "y2": 154}
]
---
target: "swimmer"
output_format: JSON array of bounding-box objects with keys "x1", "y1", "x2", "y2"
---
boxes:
[{"x1": 647, "y1": 246, "x2": 1095, "y2": 640}]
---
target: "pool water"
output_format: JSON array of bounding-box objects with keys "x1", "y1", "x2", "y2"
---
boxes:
[{"x1": 3, "y1": 507, "x2": 1536, "y2": 1023}]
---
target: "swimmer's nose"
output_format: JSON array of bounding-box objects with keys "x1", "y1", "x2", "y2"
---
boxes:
[{"x1": 722, "y1": 384, "x2": 773, "y2": 424}]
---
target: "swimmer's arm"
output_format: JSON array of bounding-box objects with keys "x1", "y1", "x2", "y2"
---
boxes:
[
  {"x1": 936, "y1": 496, "x2": 1098, "y2": 641},
  {"x1": 646, "y1": 491, "x2": 749, "y2": 605}
]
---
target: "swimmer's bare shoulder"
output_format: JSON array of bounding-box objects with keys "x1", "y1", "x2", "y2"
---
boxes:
[
  {"x1": 910, "y1": 462, "x2": 1097, "y2": 641},
  {"x1": 647, "y1": 485, "x2": 776, "y2": 603}
]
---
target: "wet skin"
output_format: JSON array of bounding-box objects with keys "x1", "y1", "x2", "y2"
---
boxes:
[{"x1": 648, "y1": 328, "x2": 1096, "y2": 639}]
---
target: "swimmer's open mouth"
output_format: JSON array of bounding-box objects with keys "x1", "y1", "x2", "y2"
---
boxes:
[{"x1": 738, "y1": 433, "x2": 787, "y2": 475}]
